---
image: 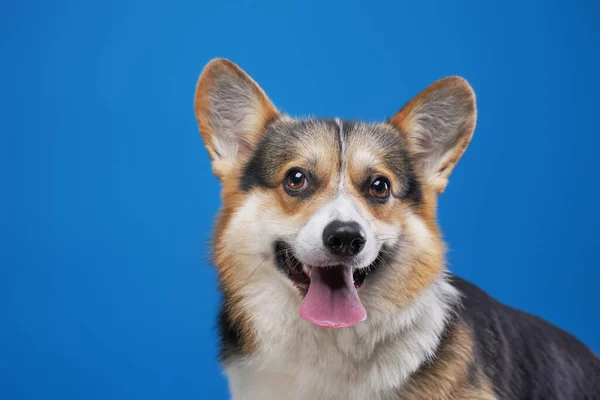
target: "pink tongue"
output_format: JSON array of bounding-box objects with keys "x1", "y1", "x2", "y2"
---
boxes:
[{"x1": 299, "y1": 265, "x2": 367, "y2": 328}]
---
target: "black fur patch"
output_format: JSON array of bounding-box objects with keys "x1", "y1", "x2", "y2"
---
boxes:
[
  {"x1": 217, "y1": 294, "x2": 243, "y2": 363},
  {"x1": 402, "y1": 169, "x2": 422, "y2": 205},
  {"x1": 450, "y1": 275, "x2": 600, "y2": 399}
]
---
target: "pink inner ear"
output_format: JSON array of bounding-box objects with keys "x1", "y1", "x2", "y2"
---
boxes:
[
  {"x1": 389, "y1": 77, "x2": 476, "y2": 186},
  {"x1": 195, "y1": 59, "x2": 279, "y2": 167}
]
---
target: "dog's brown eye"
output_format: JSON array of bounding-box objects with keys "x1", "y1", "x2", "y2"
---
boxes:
[
  {"x1": 285, "y1": 170, "x2": 307, "y2": 192},
  {"x1": 369, "y1": 178, "x2": 390, "y2": 199}
]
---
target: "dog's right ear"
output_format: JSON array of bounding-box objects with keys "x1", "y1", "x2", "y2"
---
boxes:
[{"x1": 194, "y1": 59, "x2": 279, "y2": 179}]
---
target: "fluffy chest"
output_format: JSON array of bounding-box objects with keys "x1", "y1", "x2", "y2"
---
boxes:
[
  {"x1": 224, "y1": 325, "x2": 410, "y2": 400},
  {"x1": 222, "y1": 272, "x2": 456, "y2": 400}
]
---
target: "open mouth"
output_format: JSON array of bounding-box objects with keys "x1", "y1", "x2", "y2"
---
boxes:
[
  {"x1": 275, "y1": 241, "x2": 382, "y2": 329},
  {"x1": 275, "y1": 242, "x2": 375, "y2": 291}
]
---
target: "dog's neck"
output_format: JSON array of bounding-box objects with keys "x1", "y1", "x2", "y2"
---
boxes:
[{"x1": 224, "y1": 270, "x2": 459, "y2": 400}]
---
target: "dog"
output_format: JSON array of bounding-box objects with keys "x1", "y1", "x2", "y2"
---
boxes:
[{"x1": 193, "y1": 59, "x2": 600, "y2": 400}]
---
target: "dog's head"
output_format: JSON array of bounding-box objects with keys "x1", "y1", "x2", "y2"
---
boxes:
[{"x1": 195, "y1": 59, "x2": 476, "y2": 333}]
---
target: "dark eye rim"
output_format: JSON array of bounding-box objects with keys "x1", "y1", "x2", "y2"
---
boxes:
[
  {"x1": 367, "y1": 176, "x2": 391, "y2": 201},
  {"x1": 283, "y1": 168, "x2": 310, "y2": 195}
]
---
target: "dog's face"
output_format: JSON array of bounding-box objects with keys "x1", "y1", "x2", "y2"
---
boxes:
[{"x1": 194, "y1": 59, "x2": 476, "y2": 334}]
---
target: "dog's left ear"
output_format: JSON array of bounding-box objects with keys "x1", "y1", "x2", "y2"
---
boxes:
[
  {"x1": 389, "y1": 77, "x2": 477, "y2": 194},
  {"x1": 194, "y1": 59, "x2": 279, "y2": 180}
]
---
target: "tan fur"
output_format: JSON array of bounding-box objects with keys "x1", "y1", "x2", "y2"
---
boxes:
[
  {"x1": 212, "y1": 172, "x2": 258, "y2": 354},
  {"x1": 267, "y1": 126, "x2": 340, "y2": 216},
  {"x1": 398, "y1": 322, "x2": 498, "y2": 400}
]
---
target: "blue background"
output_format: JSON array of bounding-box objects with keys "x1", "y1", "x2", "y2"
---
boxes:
[{"x1": 2, "y1": 0, "x2": 599, "y2": 398}]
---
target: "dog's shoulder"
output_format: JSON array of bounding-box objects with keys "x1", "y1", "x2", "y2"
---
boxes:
[{"x1": 449, "y1": 275, "x2": 600, "y2": 399}]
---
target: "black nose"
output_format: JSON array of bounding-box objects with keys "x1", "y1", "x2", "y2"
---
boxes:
[{"x1": 322, "y1": 220, "x2": 366, "y2": 256}]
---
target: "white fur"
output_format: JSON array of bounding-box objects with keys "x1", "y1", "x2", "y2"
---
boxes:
[
  {"x1": 225, "y1": 274, "x2": 458, "y2": 400},
  {"x1": 221, "y1": 193, "x2": 459, "y2": 400},
  {"x1": 294, "y1": 195, "x2": 379, "y2": 268},
  {"x1": 335, "y1": 118, "x2": 346, "y2": 191}
]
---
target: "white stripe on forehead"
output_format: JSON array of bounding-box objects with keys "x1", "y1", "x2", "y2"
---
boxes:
[
  {"x1": 329, "y1": 195, "x2": 361, "y2": 221},
  {"x1": 334, "y1": 118, "x2": 346, "y2": 156},
  {"x1": 334, "y1": 118, "x2": 345, "y2": 191}
]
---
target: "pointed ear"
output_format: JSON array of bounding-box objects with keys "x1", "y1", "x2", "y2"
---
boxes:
[
  {"x1": 194, "y1": 59, "x2": 279, "y2": 179},
  {"x1": 389, "y1": 77, "x2": 477, "y2": 194}
]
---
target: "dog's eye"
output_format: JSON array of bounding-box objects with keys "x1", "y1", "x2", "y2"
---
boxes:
[
  {"x1": 369, "y1": 177, "x2": 390, "y2": 199},
  {"x1": 285, "y1": 170, "x2": 308, "y2": 193}
]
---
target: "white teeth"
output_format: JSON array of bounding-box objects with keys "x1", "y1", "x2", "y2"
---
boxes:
[{"x1": 302, "y1": 265, "x2": 312, "y2": 277}]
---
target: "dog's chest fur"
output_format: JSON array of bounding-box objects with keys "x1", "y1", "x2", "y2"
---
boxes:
[{"x1": 223, "y1": 273, "x2": 459, "y2": 400}]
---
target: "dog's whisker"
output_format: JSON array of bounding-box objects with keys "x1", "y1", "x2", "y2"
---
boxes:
[{"x1": 240, "y1": 255, "x2": 270, "y2": 289}]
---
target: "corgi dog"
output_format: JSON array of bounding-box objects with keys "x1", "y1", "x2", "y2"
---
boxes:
[{"x1": 193, "y1": 59, "x2": 600, "y2": 400}]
